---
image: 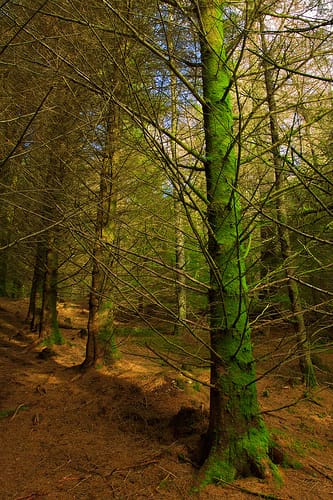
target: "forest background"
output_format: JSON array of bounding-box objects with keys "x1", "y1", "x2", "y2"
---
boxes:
[{"x1": 0, "y1": 0, "x2": 332, "y2": 494}]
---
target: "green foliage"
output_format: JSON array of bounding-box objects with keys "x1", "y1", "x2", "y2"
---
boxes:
[
  {"x1": 174, "y1": 378, "x2": 186, "y2": 390},
  {"x1": 307, "y1": 439, "x2": 323, "y2": 450},
  {"x1": 98, "y1": 326, "x2": 120, "y2": 363},
  {"x1": 192, "y1": 380, "x2": 201, "y2": 392},
  {"x1": 116, "y1": 325, "x2": 153, "y2": 338}
]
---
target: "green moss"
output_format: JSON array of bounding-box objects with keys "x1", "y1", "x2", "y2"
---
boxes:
[
  {"x1": 201, "y1": 423, "x2": 272, "y2": 487},
  {"x1": 292, "y1": 439, "x2": 306, "y2": 457},
  {"x1": 202, "y1": 459, "x2": 236, "y2": 486},
  {"x1": 0, "y1": 405, "x2": 29, "y2": 419},
  {"x1": 192, "y1": 380, "x2": 201, "y2": 392},
  {"x1": 241, "y1": 426, "x2": 270, "y2": 458},
  {"x1": 281, "y1": 455, "x2": 303, "y2": 470},
  {"x1": 270, "y1": 463, "x2": 283, "y2": 486},
  {"x1": 50, "y1": 326, "x2": 65, "y2": 345},
  {"x1": 0, "y1": 409, "x2": 15, "y2": 418},
  {"x1": 291, "y1": 437, "x2": 323, "y2": 456},
  {"x1": 304, "y1": 364, "x2": 317, "y2": 389},
  {"x1": 270, "y1": 427, "x2": 288, "y2": 438},
  {"x1": 98, "y1": 325, "x2": 120, "y2": 363},
  {"x1": 307, "y1": 439, "x2": 323, "y2": 450},
  {"x1": 175, "y1": 378, "x2": 186, "y2": 390},
  {"x1": 158, "y1": 478, "x2": 171, "y2": 490}
]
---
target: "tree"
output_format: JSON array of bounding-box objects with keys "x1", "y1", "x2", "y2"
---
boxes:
[
  {"x1": 76, "y1": 0, "x2": 272, "y2": 480},
  {"x1": 83, "y1": 98, "x2": 122, "y2": 368},
  {"x1": 229, "y1": 0, "x2": 332, "y2": 384},
  {"x1": 258, "y1": 16, "x2": 316, "y2": 387},
  {"x1": 168, "y1": 8, "x2": 188, "y2": 335},
  {"x1": 195, "y1": 0, "x2": 271, "y2": 481}
]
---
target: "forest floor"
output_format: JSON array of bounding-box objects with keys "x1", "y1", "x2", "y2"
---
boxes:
[{"x1": 0, "y1": 297, "x2": 332, "y2": 500}]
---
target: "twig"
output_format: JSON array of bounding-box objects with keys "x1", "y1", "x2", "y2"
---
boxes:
[
  {"x1": 106, "y1": 459, "x2": 160, "y2": 477},
  {"x1": 262, "y1": 412, "x2": 287, "y2": 421},
  {"x1": 157, "y1": 465, "x2": 177, "y2": 478},
  {"x1": 215, "y1": 478, "x2": 287, "y2": 499},
  {"x1": 14, "y1": 493, "x2": 47, "y2": 500},
  {"x1": 54, "y1": 459, "x2": 72, "y2": 471},
  {"x1": 310, "y1": 464, "x2": 333, "y2": 482},
  {"x1": 145, "y1": 343, "x2": 215, "y2": 388},
  {"x1": 310, "y1": 456, "x2": 333, "y2": 472},
  {"x1": 69, "y1": 475, "x2": 91, "y2": 490},
  {"x1": 260, "y1": 394, "x2": 312, "y2": 415},
  {"x1": 10, "y1": 403, "x2": 26, "y2": 421}
]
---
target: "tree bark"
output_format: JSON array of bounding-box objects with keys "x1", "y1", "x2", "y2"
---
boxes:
[
  {"x1": 27, "y1": 242, "x2": 46, "y2": 331},
  {"x1": 83, "y1": 101, "x2": 119, "y2": 368},
  {"x1": 39, "y1": 238, "x2": 61, "y2": 343},
  {"x1": 259, "y1": 18, "x2": 316, "y2": 388},
  {"x1": 197, "y1": 0, "x2": 271, "y2": 482},
  {"x1": 167, "y1": 8, "x2": 187, "y2": 335}
]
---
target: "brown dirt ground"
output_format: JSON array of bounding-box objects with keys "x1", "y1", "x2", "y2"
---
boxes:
[{"x1": 0, "y1": 298, "x2": 332, "y2": 500}]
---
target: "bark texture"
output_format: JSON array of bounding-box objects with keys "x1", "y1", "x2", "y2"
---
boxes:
[
  {"x1": 259, "y1": 18, "x2": 316, "y2": 388},
  {"x1": 198, "y1": 0, "x2": 272, "y2": 482}
]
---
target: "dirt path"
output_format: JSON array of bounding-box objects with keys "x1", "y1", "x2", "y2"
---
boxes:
[{"x1": 0, "y1": 299, "x2": 333, "y2": 499}]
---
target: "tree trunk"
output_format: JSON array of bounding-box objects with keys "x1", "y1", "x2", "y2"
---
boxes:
[
  {"x1": 82, "y1": 248, "x2": 100, "y2": 368},
  {"x1": 168, "y1": 10, "x2": 187, "y2": 335},
  {"x1": 0, "y1": 167, "x2": 18, "y2": 297},
  {"x1": 0, "y1": 249, "x2": 8, "y2": 297},
  {"x1": 174, "y1": 199, "x2": 187, "y2": 334},
  {"x1": 197, "y1": 1, "x2": 271, "y2": 482},
  {"x1": 259, "y1": 18, "x2": 316, "y2": 388},
  {"x1": 39, "y1": 238, "x2": 62, "y2": 343},
  {"x1": 27, "y1": 242, "x2": 46, "y2": 330},
  {"x1": 83, "y1": 101, "x2": 119, "y2": 368}
]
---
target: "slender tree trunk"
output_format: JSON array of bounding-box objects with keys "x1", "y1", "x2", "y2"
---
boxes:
[
  {"x1": 258, "y1": 221, "x2": 276, "y2": 300},
  {"x1": 0, "y1": 167, "x2": 18, "y2": 297},
  {"x1": 39, "y1": 237, "x2": 61, "y2": 343},
  {"x1": 83, "y1": 173, "x2": 110, "y2": 368},
  {"x1": 83, "y1": 246, "x2": 100, "y2": 368},
  {"x1": 174, "y1": 200, "x2": 187, "y2": 333},
  {"x1": 259, "y1": 18, "x2": 316, "y2": 388},
  {"x1": 37, "y1": 162, "x2": 62, "y2": 344},
  {"x1": 197, "y1": 1, "x2": 271, "y2": 482},
  {"x1": 168, "y1": 11, "x2": 187, "y2": 334},
  {"x1": 83, "y1": 102, "x2": 119, "y2": 368},
  {"x1": 0, "y1": 249, "x2": 8, "y2": 297},
  {"x1": 27, "y1": 242, "x2": 46, "y2": 330}
]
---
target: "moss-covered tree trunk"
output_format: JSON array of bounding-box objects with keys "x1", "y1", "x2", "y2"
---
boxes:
[
  {"x1": 259, "y1": 18, "x2": 316, "y2": 389},
  {"x1": 197, "y1": 0, "x2": 271, "y2": 482},
  {"x1": 82, "y1": 102, "x2": 119, "y2": 369}
]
